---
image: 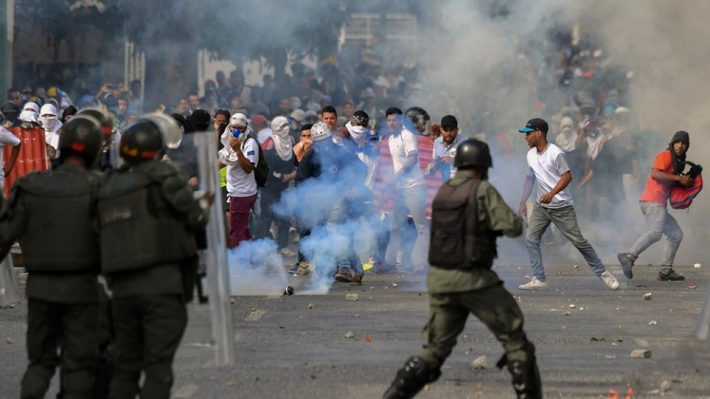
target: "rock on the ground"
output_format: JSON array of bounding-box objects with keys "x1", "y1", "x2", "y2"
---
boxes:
[
  {"x1": 630, "y1": 349, "x2": 651, "y2": 358},
  {"x1": 660, "y1": 379, "x2": 671, "y2": 394},
  {"x1": 471, "y1": 355, "x2": 488, "y2": 370},
  {"x1": 344, "y1": 331, "x2": 355, "y2": 339},
  {"x1": 643, "y1": 292, "x2": 652, "y2": 300},
  {"x1": 345, "y1": 293, "x2": 359, "y2": 301}
]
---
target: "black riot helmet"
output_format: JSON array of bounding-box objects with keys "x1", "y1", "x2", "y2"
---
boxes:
[
  {"x1": 404, "y1": 106, "x2": 430, "y2": 134},
  {"x1": 57, "y1": 115, "x2": 103, "y2": 168},
  {"x1": 1, "y1": 101, "x2": 20, "y2": 124},
  {"x1": 120, "y1": 113, "x2": 182, "y2": 165},
  {"x1": 77, "y1": 106, "x2": 114, "y2": 143},
  {"x1": 454, "y1": 139, "x2": 493, "y2": 169}
]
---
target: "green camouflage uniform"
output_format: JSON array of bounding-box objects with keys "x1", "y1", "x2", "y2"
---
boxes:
[{"x1": 419, "y1": 169, "x2": 528, "y2": 369}]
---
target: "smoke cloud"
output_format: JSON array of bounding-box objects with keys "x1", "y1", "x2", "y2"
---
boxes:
[{"x1": 408, "y1": 0, "x2": 709, "y2": 267}]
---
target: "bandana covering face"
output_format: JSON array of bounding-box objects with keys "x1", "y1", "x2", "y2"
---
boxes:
[
  {"x1": 39, "y1": 104, "x2": 62, "y2": 149},
  {"x1": 270, "y1": 116, "x2": 293, "y2": 161},
  {"x1": 346, "y1": 121, "x2": 369, "y2": 147}
]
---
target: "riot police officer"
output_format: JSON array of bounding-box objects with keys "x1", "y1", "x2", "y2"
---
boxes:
[
  {"x1": 0, "y1": 115, "x2": 104, "y2": 398},
  {"x1": 77, "y1": 107, "x2": 119, "y2": 171},
  {"x1": 96, "y1": 113, "x2": 211, "y2": 399},
  {"x1": 383, "y1": 139, "x2": 542, "y2": 399}
]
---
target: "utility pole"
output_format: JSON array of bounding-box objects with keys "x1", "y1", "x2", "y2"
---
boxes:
[{"x1": 0, "y1": 0, "x2": 14, "y2": 98}]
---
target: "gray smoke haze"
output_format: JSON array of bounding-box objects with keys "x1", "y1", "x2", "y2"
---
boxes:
[
  {"x1": 409, "y1": 0, "x2": 709, "y2": 268},
  {"x1": 228, "y1": 239, "x2": 288, "y2": 296}
]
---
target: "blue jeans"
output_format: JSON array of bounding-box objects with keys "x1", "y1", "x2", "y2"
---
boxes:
[
  {"x1": 629, "y1": 201, "x2": 682, "y2": 271},
  {"x1": 385, "y1": 184, "x2": 430, "y2": 268},
  {"x1": 525, "y1": 204, "x2": 606, "y2": 281}
]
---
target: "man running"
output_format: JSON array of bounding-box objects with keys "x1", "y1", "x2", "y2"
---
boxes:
[{"x1": 517, "y1": 118, "x2": 619, "y2": 290}]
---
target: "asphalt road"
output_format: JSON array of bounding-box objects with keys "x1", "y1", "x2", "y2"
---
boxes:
[{"x1": 1, "y1": 262, "x2": 709, "y2": 399}]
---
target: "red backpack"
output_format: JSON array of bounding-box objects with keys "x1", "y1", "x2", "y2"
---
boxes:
[{"x1": 670, "y1": 161, "x2": 703, "y2": 209}]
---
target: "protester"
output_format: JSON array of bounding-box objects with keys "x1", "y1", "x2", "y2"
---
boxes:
[
  {"x1": 218, "y1": 113, "x2": 259, "y2": 248},
  {"x1": 517, "y1": 118, "x2": 620, "y2": 290},
  {"x1": 38, "y1": 103, "x2": 62, "y2": 158},
  {"x1": 379, "y1": 107, "x2": 430, "y2": 273},
  {"x1": 618, "y1": 131, "x2": 693, "y2": 281},
  {"x1": 294, "y1": 121, "x2": 368, "y2": 283},
  {"x1": 430, "y1": 115, "x2": 465, "y2": 182},
  {"x1": 254, "y1": 116, "x2": 297, "y2": 256}
]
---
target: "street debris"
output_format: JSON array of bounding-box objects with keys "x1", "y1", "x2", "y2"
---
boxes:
[
  {"x1": 694, "y1": 263, "x2": 702, "y2": 269},
  {"x1": 660, "y1": 380, "x2": 671, "y2": 394},
  {"x1": 391, "y1": 283, "x2": 398, "y2": 288},
  {"x1": 471, "y1": 355, "x2": 488, "y2": 370},
  {"x1": 245, "y1": 309, "x2": 267, "y2": 322},
  {"x1": 283, "y1": 286, "x2": 294, "y2": 295},
  {"x1": 345, "y1": 293, "x2": 359, "y2": 301},
  {"x1": 643, "y1": 292, "x2": 652, "y2": 300},
  {"x1": 569, "y1": 304, "x2": 576, "y2": 309},
  {"x1": 648, "y1": 320, "x2": 658, "y2": 326},
  {"x1": 307, "y1": 303, "x2": 314, "y2": 309},
  {"x1": 365, "y1": 335, "x2": 373, "y2": 343},
  {"x1": 630, "y1": 349, "x2": 651, "y2": 358},
  {"x1": 344, "y1": 331, "x2": 355, "y2": 339},
  {"x1": 6, "y1": 337, "x2": 13, "y2": 345}
]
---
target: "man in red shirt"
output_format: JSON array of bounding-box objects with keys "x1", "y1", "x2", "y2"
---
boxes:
[{"x1": 618, "y1": 131, "x2": 693, "y2": 281}]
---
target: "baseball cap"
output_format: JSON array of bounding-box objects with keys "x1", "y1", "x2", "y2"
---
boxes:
[
  {"x1": 289, "y1": 109, "x2": 305, "y2": 123},
  {"x1": 351, "y1": 110, "x2": 369, "y2": 127},
  {"x1": 230, "y1": 113, "x2": 249, "y2": 128},
  {"x1": 441, "y1": 115, "x2": 458, "y2": 129},
  {"x1": 518, "y1": 118, "x2": 548, "y2": 134}
]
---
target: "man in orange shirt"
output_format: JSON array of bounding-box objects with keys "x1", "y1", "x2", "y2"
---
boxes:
[{"x1": 618, "y1": 131, "x2": 693, "y2": 281}]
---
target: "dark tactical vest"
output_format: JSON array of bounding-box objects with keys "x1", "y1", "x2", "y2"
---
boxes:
[
  {"x1": 16, "y1": 168, "x2": 100, "y2": 273},
  {"x1": 97, "y1": 166, "x2": 197, "y2": 274},
  {"x1": 428, "y1": 177, "x2": 496, "y2": 269}
]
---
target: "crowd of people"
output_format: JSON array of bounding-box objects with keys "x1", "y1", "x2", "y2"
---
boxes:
[{"x1": 0, "y1": 24, "x2": 702, "y2": 399}]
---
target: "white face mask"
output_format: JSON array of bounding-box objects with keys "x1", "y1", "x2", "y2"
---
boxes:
[{"x1": 40, "y1": 116, "x2": 60, "y2": 131}]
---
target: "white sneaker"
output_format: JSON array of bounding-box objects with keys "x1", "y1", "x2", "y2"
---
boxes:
[
  {"x1": 600, "y1": 271, "x2": 620, "y2": 290},
  {"x1": 518, "y1": 277, "x2": 548, "y2": 290}
]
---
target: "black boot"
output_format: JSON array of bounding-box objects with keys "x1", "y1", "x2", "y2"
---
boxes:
[
  {"x1": 383, "y1": 356, "x2": 440, "y2": 399},
  {"x1": 498, "y1": 342, "x2": 543, "y2": 399}
]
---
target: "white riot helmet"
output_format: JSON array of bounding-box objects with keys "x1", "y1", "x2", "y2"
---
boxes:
[{"x1": 310, "y1": 121, "x2": 331, "y2": 142}]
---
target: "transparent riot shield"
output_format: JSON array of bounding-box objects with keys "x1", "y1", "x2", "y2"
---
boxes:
[
  {"x1": 697, "y1": 287, "x2": 710, "y2": 341},
  {"x1": 189, "y1": 131, "x2": 234, "y2": 366},
  {"x1": 0, "y1": 252, "x2": 20, "y2": 308}
]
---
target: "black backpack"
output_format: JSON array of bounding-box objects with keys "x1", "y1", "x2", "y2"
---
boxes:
[
  {"x1": 246, "y1": 134, "x2": 269, "y2": 188},
  {"x1": 428, "y1": 177, "x2": 482, "y2": 269}
]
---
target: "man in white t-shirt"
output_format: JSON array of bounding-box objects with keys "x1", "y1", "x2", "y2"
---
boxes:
[
  {"x1": 517, "y1": 118, "x2": 619, "y2": 290},
  {"x1": 0, "y1": 124, "x2": 22, "y2": 191},
  {"x1": 218, "y1": 113, "x2": 259, "y2": 248},
  {"x1": 380, "y1": 107, "x2": 430, "y2": 273}
]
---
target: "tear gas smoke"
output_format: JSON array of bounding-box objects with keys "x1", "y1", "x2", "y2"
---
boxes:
[
  {"x1": 228, "y1": 239, "x2": 288, "y2": 296},
  {"x1": 409, "y1": 0, "x2": 709, "y2": 268}
]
